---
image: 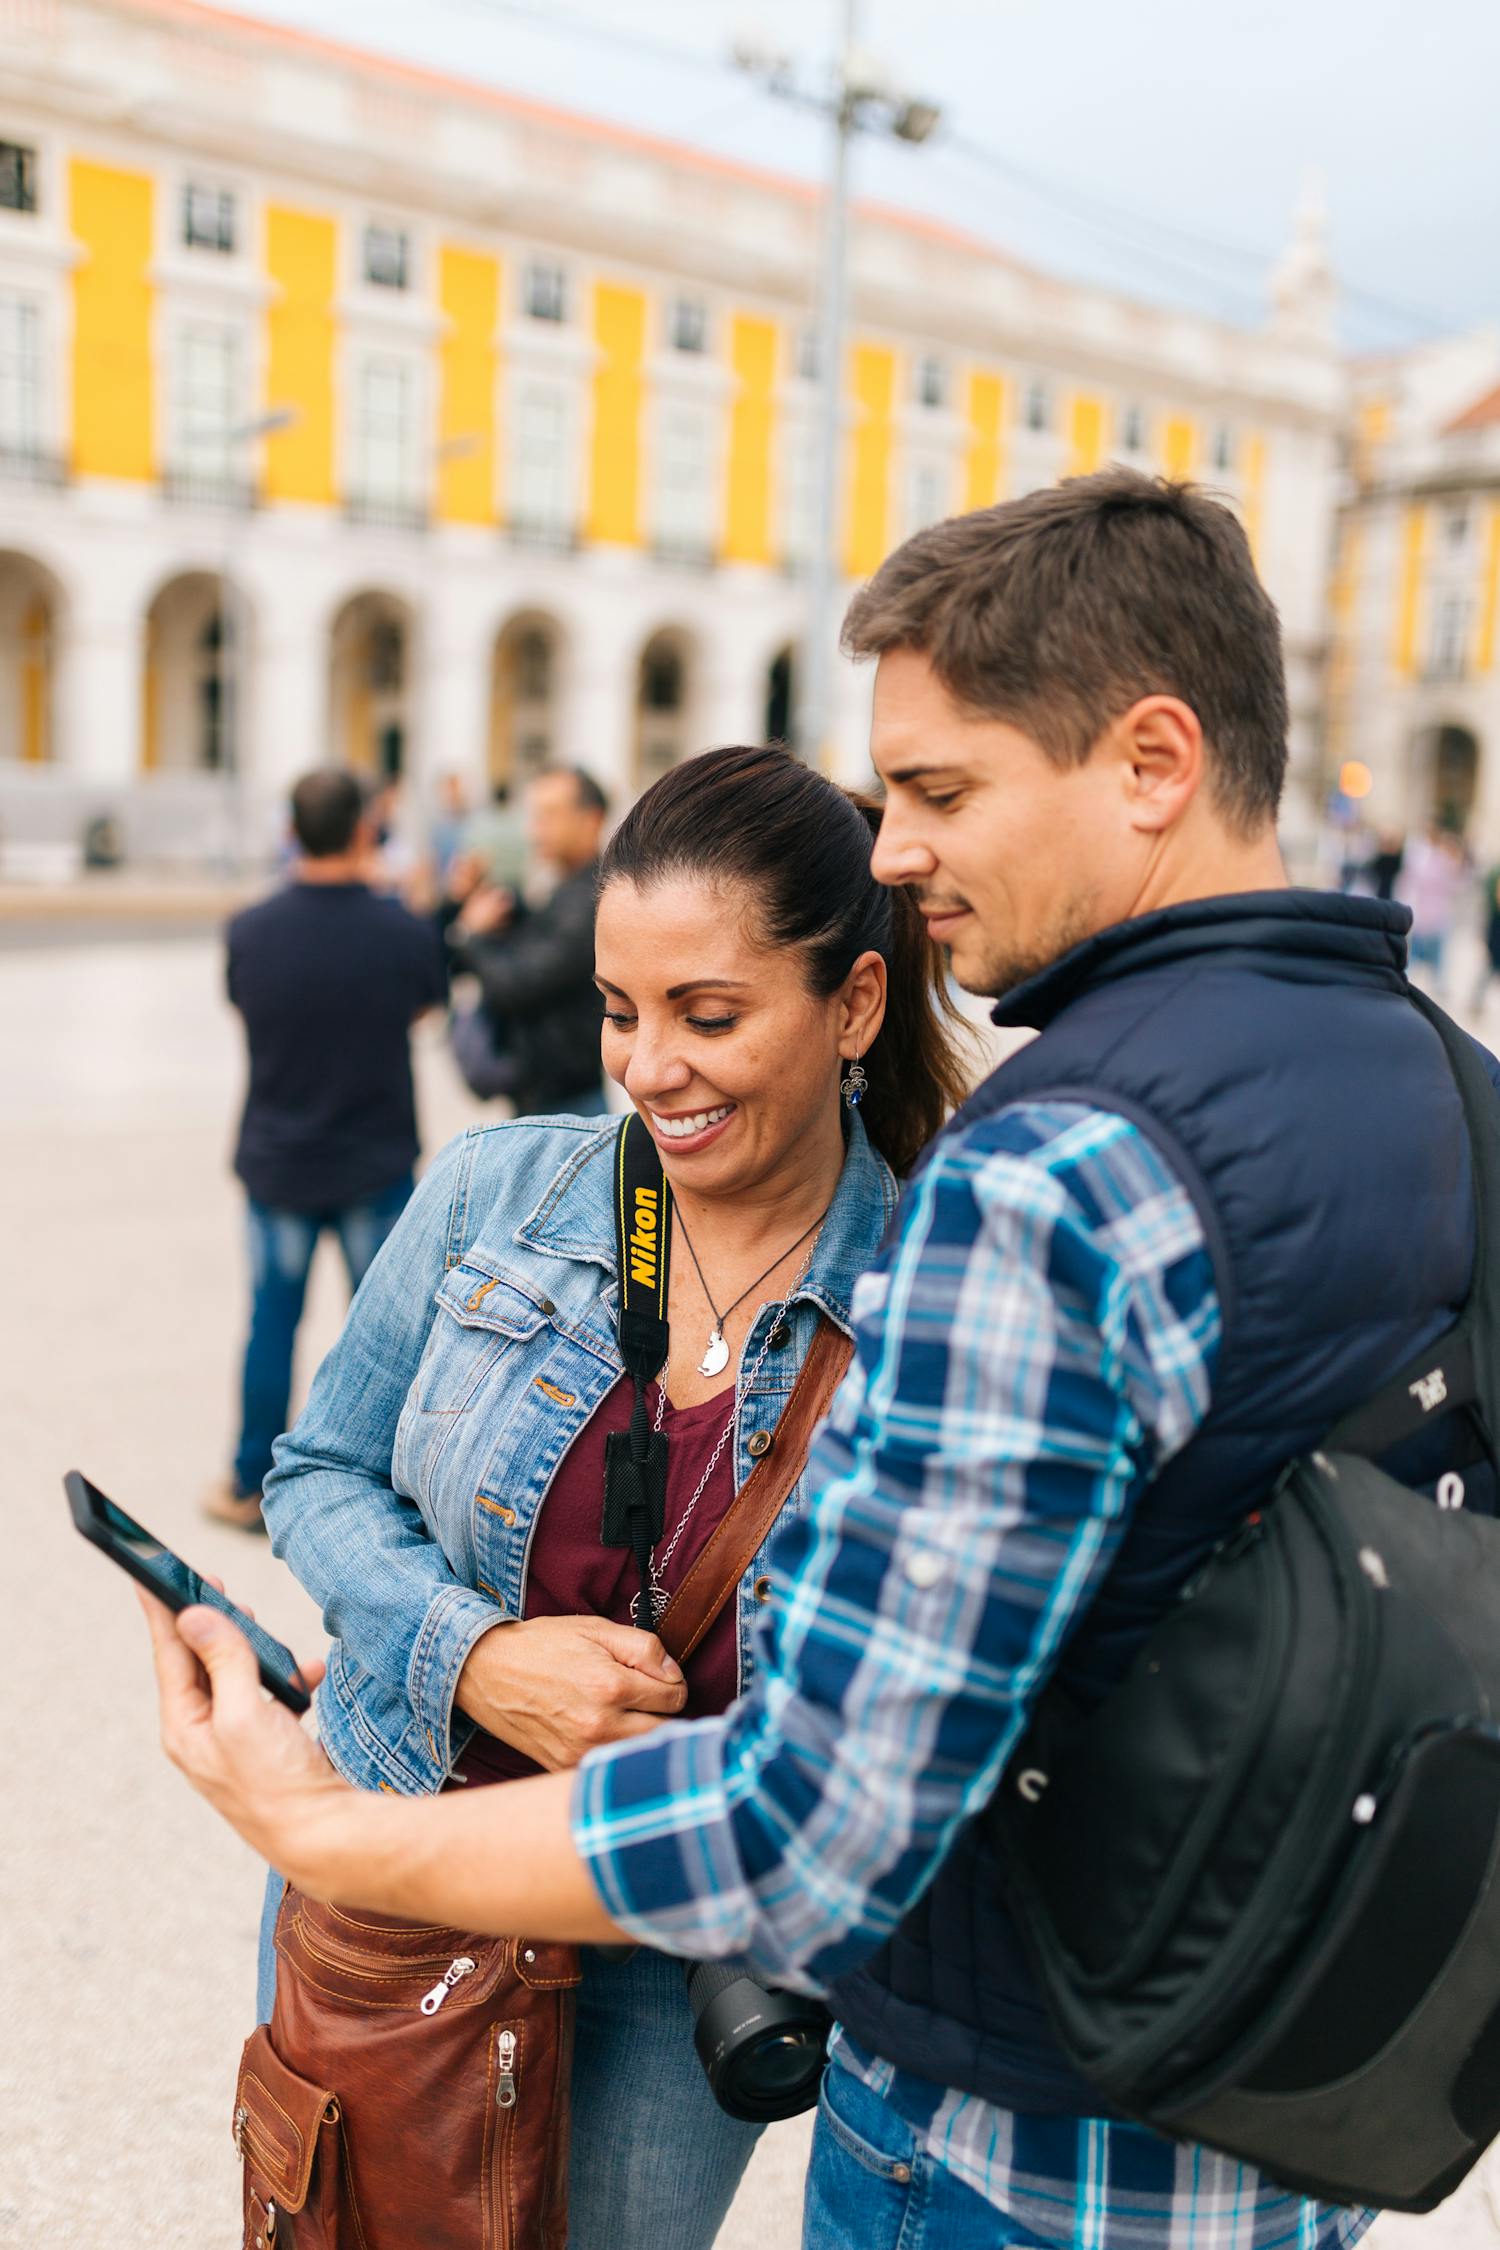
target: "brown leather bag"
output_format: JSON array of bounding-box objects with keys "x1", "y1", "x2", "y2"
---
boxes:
[{"x1": 234, "y1": 1316, "x2": 852, "y2": 2250}]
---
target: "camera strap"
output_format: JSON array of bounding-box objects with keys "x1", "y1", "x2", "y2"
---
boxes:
[{"x1": 603, "y1": 1112, "x2": 672, "y2": 1621}]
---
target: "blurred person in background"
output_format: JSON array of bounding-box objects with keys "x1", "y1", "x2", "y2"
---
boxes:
[
  {"x1": 428, "y1": 771, "x2": 473, "y2": 888},
  {"x1": 445, "y1": 765, "x2": 610, "y2": 1114},
  {"x1": 1474, "y1": 853, "x2": 1500, "y2": 1017},
  {"x1": 203, "y1": 768, "x2": 447, "y2": 1533},
  {"x1": 463, "y1": 777, "x2": 531, "y2": 895},
  {"x1": 1399, "y1": 819, "x2": 1469, "y2": 993}
]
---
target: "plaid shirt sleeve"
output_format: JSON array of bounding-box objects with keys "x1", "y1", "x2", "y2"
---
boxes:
[{"x1": 571, "y1": 1101, "x2": 1221, "y2": 1989}]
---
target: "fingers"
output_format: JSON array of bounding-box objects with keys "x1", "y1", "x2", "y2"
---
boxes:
[
  {"x1": 615, "y1": 1669, "x2": 689, "y2": 1718},
  {"x1": 584, "y1": 1619, "x2": 684, "y2": 1684},
  {"x1": 299, "y1": 1656, "x2": 328, "y2": 1692},
  {"x1": 137, "y1": 1585, "x2": 213, "y2": 1747},
  {"x1": 176, "y1": 1607, "x2": 272, "y2": 1739},
  {"x1": 203, "y1": 1571, "x2": 256, "y2": 1623}
]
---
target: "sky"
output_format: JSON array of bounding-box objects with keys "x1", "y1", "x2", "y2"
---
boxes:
[{"x1": 239, "y1": 0, "x2": 1499, "y2": 352}]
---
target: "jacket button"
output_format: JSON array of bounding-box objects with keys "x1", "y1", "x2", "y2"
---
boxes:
[
  {"x1": 767, "y1": 1323, "x2": 791, "y2": 1350},
  {"x1": 747, "y1": 1429, "x2": 774, "y2": 1459},
  {"x1": 538, "y1": 1298, "x2": 556, "y2": 1317},
  {"x1": 891, "y1": 2163, "x2": 912, "y2": 2185},
  {"x1": 753, "y1": 1575, "x2": 772, "y2": 1604}
]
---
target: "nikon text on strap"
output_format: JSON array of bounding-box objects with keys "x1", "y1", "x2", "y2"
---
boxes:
[{"x1": 604, "y1": 1112, "x2": 672, "y2": 1621}]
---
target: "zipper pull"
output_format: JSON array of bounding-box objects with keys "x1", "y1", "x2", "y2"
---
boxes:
[
  {"x1": 420, "y1": 1955, "x2": 477, "y2": 2015},
  {"x1": 496, "y1": 2028, "x2": 518, "y2": 2109}
]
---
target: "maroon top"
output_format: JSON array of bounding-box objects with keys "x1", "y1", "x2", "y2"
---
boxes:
[{"x1": 456, "y1": 1374, "x2": 740, "y2": 1786}]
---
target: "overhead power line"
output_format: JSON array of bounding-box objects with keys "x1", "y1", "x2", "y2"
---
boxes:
[{"x1": 400, "y1": 0, "x2": 1462, "y2": 343}]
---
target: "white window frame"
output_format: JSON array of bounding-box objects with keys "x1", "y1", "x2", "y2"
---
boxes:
[
  {"x1": 182, "y1": 180, "x2": 237, "y2": 256},
  {"x1": 523, "y1": 259, "x2": 568, "y2": 324},
  {"x1": 1023, "y1": 377, "x2": 1051, "y2": 434},
  {"x1": 904, "y1": 452, "x2": 950, "y2": 539},
  {"x1": 651, "y1": 393, "x2": 717, "y2": 559},
  {"x1": 508, "y1": 373, "x2": 578, "y2": 541},
  {"x1": 915, "y1": 354, "x2": 947, "y2": 411},
  {"x1": 168, "y1": 315, "x2": 248, "y2": 488},
  {"x1": 0, "y1": 290, "x2": 43, "y2": 457},
  {"x1": 353, "y1": 350, "x2": 422, "y2": 506},
  {"x1": 668, "y1": 296, "x2": 708, "y2": 355},
  {"x1": 362, "y1": 222, "x2": 411, "y2": 294}
]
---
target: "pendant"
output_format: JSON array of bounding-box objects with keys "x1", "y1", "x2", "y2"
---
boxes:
[
  {"x1": 630, "y1": 1573, "x2": 669, "y2": 1628},
  {"x1": 698, "y1": 1328, "x2": 730, "y2": 1379}
]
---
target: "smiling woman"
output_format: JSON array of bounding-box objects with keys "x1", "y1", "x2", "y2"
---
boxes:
[{"x1": 223, "y1": 742, "x2": 977, "y2": 2250}]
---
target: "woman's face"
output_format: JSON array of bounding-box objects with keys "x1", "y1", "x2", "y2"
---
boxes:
[{"x1": 594, "y1": 874, "x2": 885, "y2": 1199}]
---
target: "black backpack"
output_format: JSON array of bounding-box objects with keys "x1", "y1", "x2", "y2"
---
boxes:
[{"x1": 991, "y1": 993, "x2": 1500, "y2": 2213}]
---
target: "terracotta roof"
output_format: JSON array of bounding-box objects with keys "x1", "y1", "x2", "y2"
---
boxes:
[
  {"x1": 102, "y1": 0, "x2": 1018, "y2": 271},
  {"x1": 1445, "y1": 381, "x2": 1500, "y2": 435}
]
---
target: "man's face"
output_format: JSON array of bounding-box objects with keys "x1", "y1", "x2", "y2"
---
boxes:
[
  {"x1": 869, "y1": 648, "x2": 1144, "y2": 1000},
  {"x1": 528, "y1": 773, "x2": 603, "y2": 876}
]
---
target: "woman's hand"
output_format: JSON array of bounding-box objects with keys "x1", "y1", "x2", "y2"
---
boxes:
[
  {"x1": 455, "y1": 1615, "x2": 688, "y2": 1771},
  {"x1": 139, "y1": 1587, "x2": 350, "y2": 1883}
]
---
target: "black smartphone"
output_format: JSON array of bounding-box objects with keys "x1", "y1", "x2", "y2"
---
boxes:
[{"x1": 65, "y1": 1469, "x2": 312, "y2": 1715}]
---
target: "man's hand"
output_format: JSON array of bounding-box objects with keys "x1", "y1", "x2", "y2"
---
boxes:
[
  {"x1": 139, "y1": 1588, "x2": 350, "y2": 1882},
  {"x1": 455, "y1": 1615, "x2": 688, "y2": 1771},
  {"x1": 457, "y1": 884, "x2": 515, "y2": 938}
]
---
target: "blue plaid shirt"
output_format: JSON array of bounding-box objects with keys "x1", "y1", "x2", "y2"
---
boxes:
[{"x1": 572, "y1": 1102, "x2": 1375, "y2": 2249}]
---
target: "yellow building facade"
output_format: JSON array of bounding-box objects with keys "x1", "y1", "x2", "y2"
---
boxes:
[{"x1": 0, "y1": 0, "x2": 1342, "y2": 865}]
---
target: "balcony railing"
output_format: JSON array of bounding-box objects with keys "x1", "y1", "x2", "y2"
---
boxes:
[
  {"x1": 161, "y1": 464, "x2": 257, "y2": 511},
  {"x1": 344, "y1": 491, "x2": 429, "y2": 532},
  {"x1": 505, "y1": 514, "x2": 580, "y2": 553},
  {"x1": 0, "y1": 443, "x2": 69, "y2": 489},
  {"x1": 650, "y1": 533, "x2": 717, "y2": 573}
]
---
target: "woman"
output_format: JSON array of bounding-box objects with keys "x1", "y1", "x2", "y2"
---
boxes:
[{"x1": 257, "y1": 745, "x2": 974, "y2": 2249}]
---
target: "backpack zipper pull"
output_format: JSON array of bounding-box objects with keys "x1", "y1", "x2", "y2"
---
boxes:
[
  {"x1": 420, "y1": 1955, "x2": 477, "y2": 2015},
  {"x1": 496, "y1": 2028, "x2": 518, "y2": 2108}
]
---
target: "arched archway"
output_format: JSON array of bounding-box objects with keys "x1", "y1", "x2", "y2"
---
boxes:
[
  {"x1": 489, "y1": 612, "x2": 565, "y2": 790},
  {"x1": 142, "y1": 571, "x2": 253, "y2": 773},
  {"x1": 633, "y1": 627, "x2": 698, "y2": 793},
  {"x1": 764, "y1": 644, "x2": 796, "y2": 747},
  {"x1": 329, "y1": 591, "x2": 414, "y2": 777},
  {"x1": 0, "y1": 551, "x2": 62, "y2": 764},
  {"x1": 1413, "y1": 722, "x2": 1481, "y2": 834}
]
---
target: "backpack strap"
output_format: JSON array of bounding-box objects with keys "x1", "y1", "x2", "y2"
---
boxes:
[{"x1": 1325, "y1": 992, "x2": 1500, "y2": 1467}]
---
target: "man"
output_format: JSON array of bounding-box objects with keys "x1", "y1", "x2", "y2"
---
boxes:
[
  {"x1": 205, "y1": 768, "x2": 446, "y2": 1532},
  {"x1": 151, "y1": 472, "x2": 1478, "y2": 2246},
  {"x1": 444, "y1": 764, "x2": 609, "y2": 1114}
]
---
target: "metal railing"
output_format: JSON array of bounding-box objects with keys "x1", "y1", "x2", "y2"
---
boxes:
[
  {"x1": 0, "y1": 443, "x2": 69, "y2": 488},
  {"x1": 343, "y1": 490, "x2": 429, "y2": 532},
  {"x1": 504, "y1": 514, "x2": 580, "y2": 553},
  {"x1": 160, "y1": 464, "x2": 257, "y2": 511}
]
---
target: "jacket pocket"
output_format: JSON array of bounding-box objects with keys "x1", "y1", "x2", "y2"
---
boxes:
[{"x1": 411, "y1": 1269, "x2": 552, "y2": 1415}]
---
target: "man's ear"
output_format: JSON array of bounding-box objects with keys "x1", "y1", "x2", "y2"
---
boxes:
[{"x1": 1117, "y1": 696, "x2": 1205, "y2": 832}]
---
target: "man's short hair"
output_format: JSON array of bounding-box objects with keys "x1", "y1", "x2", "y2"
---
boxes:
[
  {"x1": 290, "y1": 768, "x2": 366, "y2": 858},
  {"x1": 842, "y1": 469, "x2": 1288, "y2": 834},
  {"x1": 536, "y1": 765, "x2": 609, "y2": 819}
]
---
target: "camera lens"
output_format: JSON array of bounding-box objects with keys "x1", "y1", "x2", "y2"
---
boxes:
[{"x1": 684, "y1": 1959, "x2": 831, "y2": 2122}]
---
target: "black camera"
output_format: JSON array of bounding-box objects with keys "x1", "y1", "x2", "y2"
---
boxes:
[{"x1": 684, "y1": 1958, "x2": 831, "y2": 2121}]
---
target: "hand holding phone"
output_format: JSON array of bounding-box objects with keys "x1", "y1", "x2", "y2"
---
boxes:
[{"x1": 65, "y1": 1469, "x2": 312, "y2": 1714}]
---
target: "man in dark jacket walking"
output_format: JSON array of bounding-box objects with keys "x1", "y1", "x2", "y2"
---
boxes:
[
  {"x1": 205, "y1": 769, "x2": 446, "y2": 1531},
  {"x1": 445, "y1": 765, "x2": 608, "y2": 1115}
]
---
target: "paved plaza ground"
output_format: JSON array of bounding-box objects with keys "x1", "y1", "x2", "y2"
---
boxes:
[{"x1": 4, "y1": 916, "x2": 1498, "y2": 2246}]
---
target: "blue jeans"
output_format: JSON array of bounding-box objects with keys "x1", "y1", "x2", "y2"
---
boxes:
[
  {"x1": 256, "y1": 1875, "x2": 761, "y2": 2250},
  {"x1": 234, "y1": 1174, "x2": 412, "y2": 1497},
  {"x1": 803, "y1": 2056, "x2": 1046, "y2": 2250}
]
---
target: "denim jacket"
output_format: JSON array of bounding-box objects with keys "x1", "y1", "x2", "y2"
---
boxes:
[{"x1": 263, "y1": 1110, "x2": 896, "y2": 1798}]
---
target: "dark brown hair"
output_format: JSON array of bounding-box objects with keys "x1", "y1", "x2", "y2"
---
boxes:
[
  {"x1": 598, "y1": 746, "x2": 977, "y2": 1175},
  {"x1": 842, "y1": 468, "x2": 1288, "y2": 834}
]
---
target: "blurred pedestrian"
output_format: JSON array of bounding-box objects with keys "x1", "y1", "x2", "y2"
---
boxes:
[
  {"x1": 1400, "y1": 821, "x2": 1469, "y2": 993},
  {"x1": 1474, "y1": 857, "x2": 1500, "y2": 1017},
  {"x1": 463, "y1": 779, "x2": 530, "y2": 896},
  {"x1": 428, "y1": 771, "x2": 472, "y2": 886},
  {"x1": 445, "y1": 766, "x2": 609, "y2": 1114},
  {"x1": 1366, "y1": 827, "x2": 1405, "y2": 902},
  {"x1": 204, "y1": 769, "x2": 447, "y2": 1532}
]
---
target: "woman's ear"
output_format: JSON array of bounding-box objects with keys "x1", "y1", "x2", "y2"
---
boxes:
[{"x1": 840, "y1": 950, "x2": 888, "y2": 1056}]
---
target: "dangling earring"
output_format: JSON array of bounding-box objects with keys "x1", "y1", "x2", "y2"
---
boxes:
[{"x1": 841, "y1": 1052, "x2": 868, "y2": 1109}]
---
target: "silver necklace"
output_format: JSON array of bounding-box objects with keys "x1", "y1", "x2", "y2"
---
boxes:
[
  {"x1": 671, "y1": 1203, "x2": 828, "y2": 1379},
  {"x1": 629, "y1": 1228, "x2": 823, "y2": 1626}
]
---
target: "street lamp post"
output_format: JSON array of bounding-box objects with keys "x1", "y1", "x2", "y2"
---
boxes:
[
  {"x1": 220, "y1": 406, "x2": 297, "y2": 873},
  {"x1": 738, "y1": 13, "x2": 940, "y2": 766}
]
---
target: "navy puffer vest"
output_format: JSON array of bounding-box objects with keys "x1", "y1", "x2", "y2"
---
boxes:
[{"x1": 832, "y1": 890, "x2": 1497, "y2": 2114}]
